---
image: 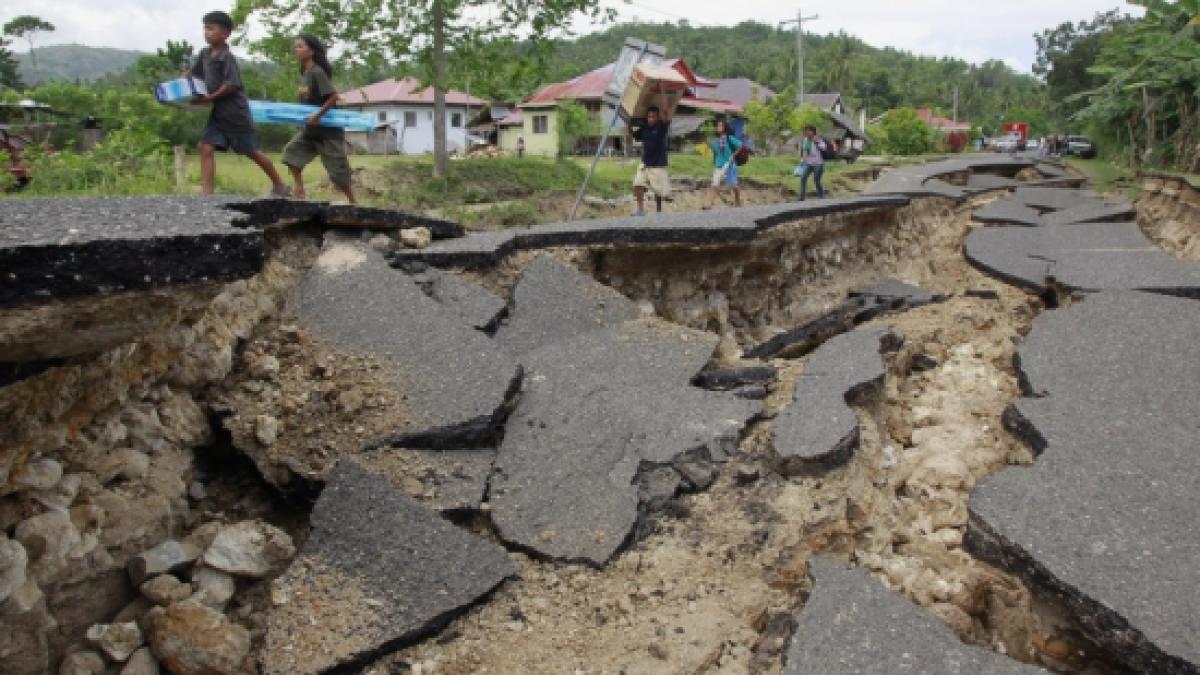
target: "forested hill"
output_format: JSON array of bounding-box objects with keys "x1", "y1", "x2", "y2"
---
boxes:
[
  {"x1": 17, "y1": 45, "x2": 142, "y2": 84},
  {"x1": 535, "y1": 20, "x2": 1044, "y2": 125}
]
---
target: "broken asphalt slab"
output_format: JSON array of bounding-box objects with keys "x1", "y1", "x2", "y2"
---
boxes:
[
  {"x1": 964, "y1": 222, "x2": 1200, "y2": 295},
  {"x1": 294, "y1": 240, "x2": 521, "y2": 443},
  {"x1": 769, "y1": 329, "x2": 889, "y2": 475},
  {"x1": 225, "y1": 198, "x2": 464, "y2": 239},
  {"x1": 490, "y1": 318, "x2": 759, "y2": 566},
  {"x1": 782, "y1": 557, "x2": 1043, "y2": 674},
  {"x1": 972, "y1": 199, "x2": 1044, "y2": 227},
  {"x1": 967, "y1": 291, "x2": 1200, "y2": 674},
  {"x1": 865, "y1": 155, "x2": 1036, "y2": 199},
  {"x1": 0, "y1": 195, "x2": 263, "y2": 308},
  {"x1": 389, "y1": 196, "x2": 910, "y2": 268},
  {"x1": 1009, "y1": 186, "x2": 1113, "y2": 212},
  {"x1": 262, "y1": 460, "x2": 517, "y2": 675},
  {"x1": 746, "y1": 280, "x2": 936, "y2": 360},
  {"x1": 401, "y1": 264, "x2": 506, "y2": 331},
  {"x1": 493, "y1": 254, "x2": 642, "y2": 356}
]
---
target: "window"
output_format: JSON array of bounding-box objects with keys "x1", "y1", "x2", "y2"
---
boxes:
[
  {"x1": 404, "y1": 111, "x2": 417, "y2": 128},
  {"x1": 532, "y1": 115, "x2": 549, "y2": 134},
  {"x1": 451, "y1": 112, "x2": 463, "y2": 128},
  {"x1": 376, "y1": 111, "x2": 387, "y2": 122}
]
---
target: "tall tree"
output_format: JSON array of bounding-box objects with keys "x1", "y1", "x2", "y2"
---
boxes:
[
  {"x1": 233, "y1": 0, "x2": 613, "y2": 178},
  {"x1": 3, "y1": 15, "x2": 55, "y2": 68},
  {"x1": 0, "y1": 35, "x2": 22, "y2": 90}
]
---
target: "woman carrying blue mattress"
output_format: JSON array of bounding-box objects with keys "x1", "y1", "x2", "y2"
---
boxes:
[{"x1": 281, "y1": 35, "x2": 356, "y2": 203}]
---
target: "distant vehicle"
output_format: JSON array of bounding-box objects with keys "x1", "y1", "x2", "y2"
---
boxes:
[
  {"x1": 1026, "y1": 138, "x2": 1042, "y2": 150},
  {"x1": 1066, "y1": 135, "x2": 1096, "y2": 159},
  {"x1": 994, "y1": 132, "x2": 1025, "y2": 153}
]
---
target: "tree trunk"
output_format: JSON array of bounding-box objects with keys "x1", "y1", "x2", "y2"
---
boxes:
[{"x1": 431, "y1": 0, "x2": 448, "y2": 179}]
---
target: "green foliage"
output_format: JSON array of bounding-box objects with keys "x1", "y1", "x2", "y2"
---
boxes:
[
  {"x1": 0, "y1": 35, "x2": 22, "y2": 90},
  {"x1": 1002, "y1": 107, "x2": 1051, "y2": 138},
  {"x1": 132, "y1": 41, "x2": 195, "y2": 90},
  {"x1": 555, "y1": 98, "x2": 596, "y2": 157},
  {"x1": 877, "y1": 108, "x2": 935, "y2": 155},
  {"x1": 17, "y1": 126, "x2": 173, "y2": 195},
  {"x1": 742, "y1": 86, "x2": 828, "y2": 155},
  {"x1": 0, "y1": 149, "x2": 16, "y2": 191},
  {"x1": 14, "y1": 45, "x2": 141, "y2": 86},
  {"x1": 1033, "y1": 10, "x2": 1134, "y2": 122},
  {"x1": 4, "y1": 15, "x2": 55, "y2": 69},
  {"x1": 1066, "y1": 0, "x2": 1200, "y2": 171}
]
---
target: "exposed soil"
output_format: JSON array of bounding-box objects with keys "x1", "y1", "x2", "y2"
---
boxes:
[{"x1": 333, "y1": 193, "x2": 1130, "y2": 675}]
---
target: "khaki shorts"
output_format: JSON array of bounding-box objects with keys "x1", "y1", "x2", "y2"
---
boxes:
[
  {"x1": 282, "y1": 132, "x2": 352, "y2": 188},
  {"x1": 633, "y1": 164, "x2": 670, "y2": 197}
]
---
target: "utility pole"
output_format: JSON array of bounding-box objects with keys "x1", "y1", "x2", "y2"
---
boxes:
[
  {"x1": 779, "y1": 9, "x2": 819, "y2": 105},
  {"x1": 952, "y1": 86, "x2": 959, "y2": 125}
]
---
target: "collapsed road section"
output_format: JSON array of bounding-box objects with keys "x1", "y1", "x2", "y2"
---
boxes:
[{"x1": 1, "y1": 154, "x2": 1197, "y2": 675}]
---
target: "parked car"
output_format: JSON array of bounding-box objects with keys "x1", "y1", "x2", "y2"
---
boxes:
[
  {"x1": 1066, "y1": 135, "x2": 1096, "y2": 159},
  {"x1": 993, "y1": 132, "x2": 1026, "y2": 153}
]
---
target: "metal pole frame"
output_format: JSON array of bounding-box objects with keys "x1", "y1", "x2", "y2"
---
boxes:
[{"x1": 569, "y1": 43, "x2": 650, "y2": 222}]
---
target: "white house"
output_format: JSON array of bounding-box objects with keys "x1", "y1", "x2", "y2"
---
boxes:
[{"x1": 339, "y1": 78, "x2": 487, "y2": 155}]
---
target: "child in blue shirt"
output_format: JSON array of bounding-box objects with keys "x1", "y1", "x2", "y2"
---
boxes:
[{"x1": 703, "y1": 119, "x2": 742, "y2": 209}]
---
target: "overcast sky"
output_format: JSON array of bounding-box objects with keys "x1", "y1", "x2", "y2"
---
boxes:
[{"x1": 3, "y1": 0, "x2": 1136, "y2": 74}]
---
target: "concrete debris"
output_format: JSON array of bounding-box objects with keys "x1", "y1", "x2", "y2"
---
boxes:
[
  {"x1": 11, "y1": 457, "x2": 63, "y2": 491},
  {"x1": 0, "y1": 534, "x2": 28, "y2": 602},
  {"x1": 59, "y1": 651, "x2": 107, "y2": 675},
  {"x1": 201, "y1": 520, "x2": 295, "y2": 579},
  {"x1": 145, "y1": 600, "x2": 251, "y2": 675},
  {"x1": 770, "y1": 329, "x2": 889, "y2": 475},
  {"x1": 262, "y1": 460, "x2": 517, "y2": 675},
  {"x1": 782, "y1": 557, "x2": 1042, "y2": 674},
  {"x1": 189, "y1": 566, "x2": 236, "y2": 610},
  {"x1": 120, "y1": 647, "x2": 161, "y2": 675},
  {"x1": 400, "y1": 227, "x2": 433, "y2": 250}
]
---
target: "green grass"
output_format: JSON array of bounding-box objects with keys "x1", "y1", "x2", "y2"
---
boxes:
[{"x1": 1066, "y1": 158, "x2": 1138, "y2": 199}]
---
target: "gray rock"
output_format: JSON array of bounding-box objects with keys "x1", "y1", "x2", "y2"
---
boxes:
[
  {"x1": 201, "y1": 520, "x2": 295, "y2": 579},
  {"x1": 262, "y1": 460, "x2": 517, "y2": 675},
  {"x1": 965, "y1": 222, "x2": 1200, "y2": 295},
  {"x1": 0, "y1": 535, "x2": 28, "y2": 603},
  {"x1": 128, "y1": 540, "x2": 200, "y2": 587},
  {"x1": 11, "y1": 457, "x2": 63, "y2": 491},
  {"x1": 295, "y1": 243, "x2": 520, "y2": 441},
  {"x1": 145, "y1": 601, "x2": 250, "y2": 675},
  {"x1": 139, "y1": 575, "x2": 193, "y2": 606},
  {"x1": 490, "y1": 319, "x2": 759, "y2": 565},
  {"x1": 189, "y1": 566, "x2": 236, "y2": 610},
  {"x1": 783, "y1": 557, "x2": 1041, "y2": 674},
  {"x1": 967, "y1": 291, "x2": 1200, "y2": 674},
  {"x1": 972, "y1": 199, "x2": 1043, "y2": 227},
  {"x1": 120, "y1": 647, "x2": 161, "y2": 675},
  {"x1": 59, "y1": 651, "x2": 106, "y2": 675},
  {"x1": 494, "y1": 255, "x2": 641, "y2": 356},
  {"x1": 770, "y1": 329, "x2": 887, "y2": 475},
  {"x1": 86, "y1": 621, "x2": 145, "y2": 662}
]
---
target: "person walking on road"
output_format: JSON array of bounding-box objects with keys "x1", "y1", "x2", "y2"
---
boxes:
[
  {"x1": 630, "y1": 93, "x2": 672, "y2": 216},
  {"x1": 796, "y1": 125, "x2": 827, "y2": 201},
  {"x1": 281, "y1": 34, "x2": 356, "y2": 203},
  {"x1": 703, "y1": 118, "x2": 743, "y2": 209}
]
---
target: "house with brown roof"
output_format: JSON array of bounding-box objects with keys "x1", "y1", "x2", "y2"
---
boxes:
[
  {"x1": 499, "y1": 59, "x2": 739, "y2": 157},
  {"x1": 339, "y1": 77, "x2": 487, "y2": 155}
]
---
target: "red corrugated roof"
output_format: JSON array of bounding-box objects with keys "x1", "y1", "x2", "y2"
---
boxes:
[
  {"x1": 663, "y1": 58, "x2": 717, "y2": 88},
  {"x1": 681, "y1": 96, "x2": 740, "y2": 113},
  {"x1": 523, "y1": 65, "x2": 614, "y2": 105},
  {"x1": 340, "y1": 78, "x2": 486, "y2": 106},
  {"x1": 916, "y1": 107, "x2": 972, "y2": 131}
]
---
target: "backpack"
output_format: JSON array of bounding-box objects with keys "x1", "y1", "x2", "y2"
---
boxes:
[
  {"x1": 818, "y1": 137, "x2": 837, "y2": 160},
  {"x1": 733, "y1": 146, "x2": 751, "y2": 166}
]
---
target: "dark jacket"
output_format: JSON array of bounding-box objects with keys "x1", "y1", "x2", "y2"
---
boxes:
[{"x1": 632, "y1": 120, "x2": 670, "y2": 168}]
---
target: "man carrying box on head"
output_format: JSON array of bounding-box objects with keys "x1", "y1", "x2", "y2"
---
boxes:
[{"x1": 630, "y1": 90, "x2": 672, "y2": 217}]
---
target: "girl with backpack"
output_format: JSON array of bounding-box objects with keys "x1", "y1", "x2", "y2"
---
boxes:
[
  {"x1": 796, "y1": 125, "x2": 829, "y2": 201},
  {"x1": 703, "y1": 119, "x2": 743, "y2": 209},
  {"x1": 281, "y1": 34, "x2": 356, "y2": 203}
]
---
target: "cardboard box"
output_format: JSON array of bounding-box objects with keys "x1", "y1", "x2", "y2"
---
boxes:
[
  {"x1": 619, "y1": 64, "x2": 688, "y2": 120},
  {"x1": 153, "y1": 77, "x2": 209, "y2": 110}
]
